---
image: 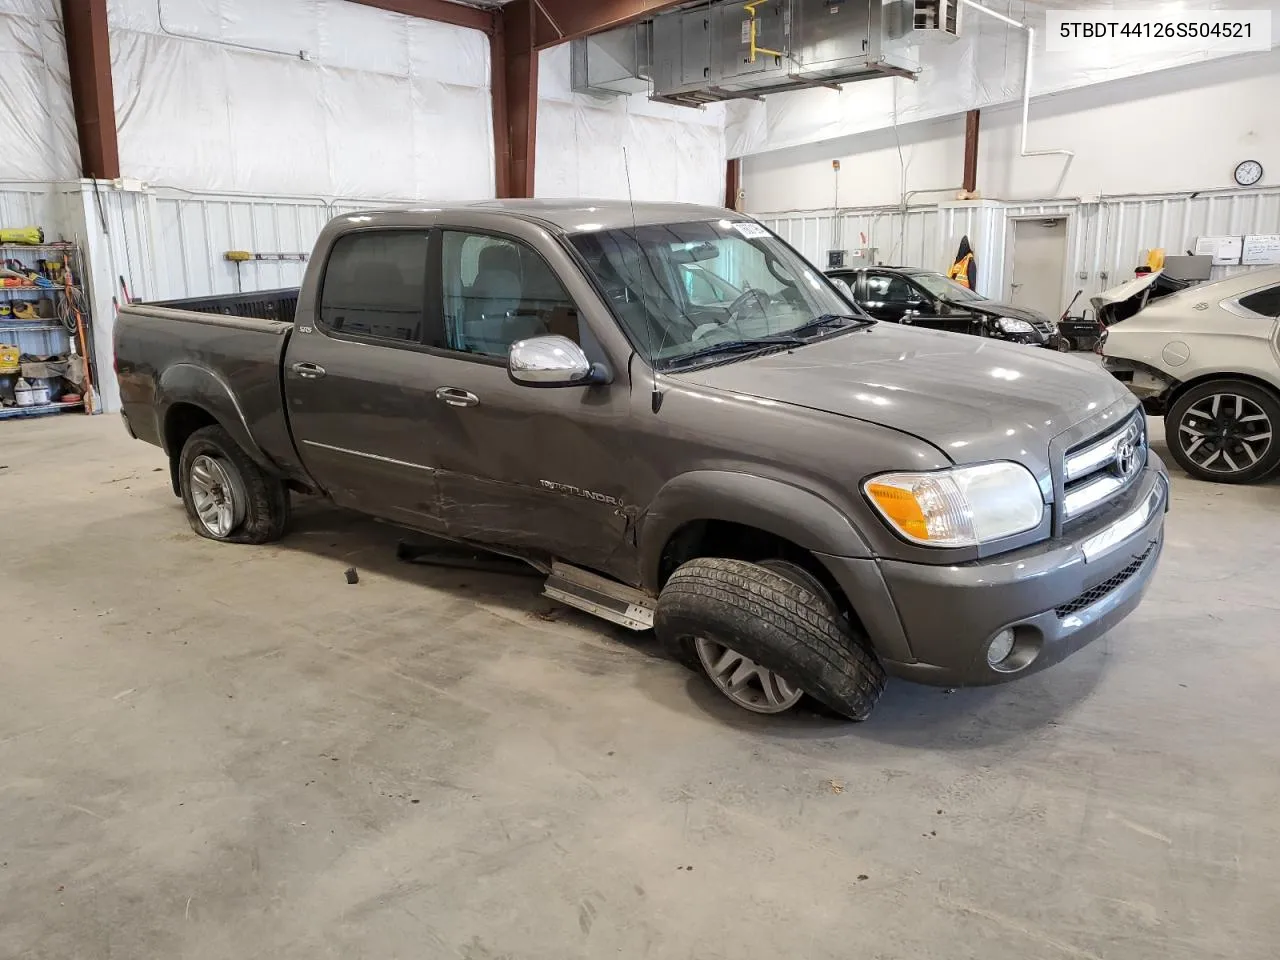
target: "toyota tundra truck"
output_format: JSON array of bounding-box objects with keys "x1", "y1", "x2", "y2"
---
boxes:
[{"x1": 114, "y1": 200, "x2": 1168, "y2": 720}]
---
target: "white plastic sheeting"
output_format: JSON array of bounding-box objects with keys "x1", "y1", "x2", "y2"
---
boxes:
[
  {"x1": 535, "y1": 45, "x2": 726, "y2": 205},
  {"x1": 727, "y1": 0, "x2": 1280, "y2": 158},
  {"x1": 760, "y1": 187, "x2": 1280, "y2": 315},
  {"x1": 108, "y1": 0, "x2": 495, "y2": 200},
  {"x1": 0, "y1": 0, "x2": 78, "y2": 180}
]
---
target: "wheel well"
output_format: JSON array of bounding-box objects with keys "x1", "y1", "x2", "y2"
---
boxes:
[
  {"x1": 1165, "y1": 372, "x2": 1280, "y2": 413},
  {"x1": 164, "y1": 403, "x2": 218, "y2": 456},
  {"x1": 657, "y1": 520, "x2": 866, "y2": 631},
  {"x1": 163, "y1": 403, "x2": 218, "y2": 495}
]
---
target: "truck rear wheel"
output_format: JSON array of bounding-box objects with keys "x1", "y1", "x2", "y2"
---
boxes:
[
  {"x1": 178, "y1": 425, "x2": 290, "y2": 544},
  {"x1": 655, "y1": 557, "x2": 886, "y2": 720}
]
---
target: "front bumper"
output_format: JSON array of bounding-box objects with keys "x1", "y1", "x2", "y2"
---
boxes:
[{"x1": 819, "y1": 455, "x2": 1169, "y2": 687}]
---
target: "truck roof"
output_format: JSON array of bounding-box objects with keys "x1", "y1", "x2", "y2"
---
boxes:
[{"x1": 353, "y1": 198, "x2": 738, "y2": 234}]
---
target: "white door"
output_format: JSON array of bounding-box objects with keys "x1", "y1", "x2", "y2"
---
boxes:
[{"x1": 1008, "y1": 218, "x2": 1068, "y2": 318}]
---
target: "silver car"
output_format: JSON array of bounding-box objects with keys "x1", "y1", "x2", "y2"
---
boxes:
[{"x1": 1102, "y1": 267, "x2": 1280, "y2": 483}]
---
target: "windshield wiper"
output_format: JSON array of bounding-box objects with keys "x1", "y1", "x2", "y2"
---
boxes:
[
  {"x1": 663, "y1": 335, "x2": 808, "y2": 369},
  {"x1": 791, "y1": 312, "x2": 877, "y2": 336}
]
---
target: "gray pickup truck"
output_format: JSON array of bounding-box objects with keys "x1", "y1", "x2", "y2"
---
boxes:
[{"x1": 116, "y1": 199, "x2": 1168, "y2": 720}]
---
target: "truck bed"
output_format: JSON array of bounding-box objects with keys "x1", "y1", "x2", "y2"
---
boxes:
[
  {"x1": 148, "y1": 288, "x2": 300, "y2": 323},
  {"x1": 114, "y1": 299, "x2": 309, "y2": 486}
]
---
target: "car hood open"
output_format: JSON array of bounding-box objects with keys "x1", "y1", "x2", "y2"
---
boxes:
[{"x1": 670, "y1": 324, "x2": 1135, "y2": 475}]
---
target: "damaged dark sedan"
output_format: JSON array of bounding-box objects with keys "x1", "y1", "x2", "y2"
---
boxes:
[{"x1": 827, "y1": 265, "x2": 1066, "y2": 349}]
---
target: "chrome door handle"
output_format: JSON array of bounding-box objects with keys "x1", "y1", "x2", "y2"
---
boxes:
[
  {"x1": 435, "y1": 387, "x2": 479, "y2": 408},
  {"x1": 291, "y1": 361, "x2": 326, "y2": 380}
]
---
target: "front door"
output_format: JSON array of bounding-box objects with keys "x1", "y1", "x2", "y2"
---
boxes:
[
  {"x1": 423, "y1": 228, "x2": 633, "y2": 573},
  {"x1": 284, "y1": 228, "x2": 448, "y2": 533}
]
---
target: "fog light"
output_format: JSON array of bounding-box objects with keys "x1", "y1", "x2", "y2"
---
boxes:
[{"x1": 986, "y1": 629, "x2": 1016, "y2": 666}]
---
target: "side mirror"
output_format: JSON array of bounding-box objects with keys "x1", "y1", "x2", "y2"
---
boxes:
[{"x1": 508, "y1": 335, "x2": 609, "y2": 387}]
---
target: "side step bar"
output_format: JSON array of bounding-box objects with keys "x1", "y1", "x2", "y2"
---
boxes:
[{"x1": 543, "y1": 561, "x2": 655, "y2": 631}]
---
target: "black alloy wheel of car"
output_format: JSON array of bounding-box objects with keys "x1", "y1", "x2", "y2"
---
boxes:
[{"x1": 1165, "y1": 380, "x2": 1280, "y2": 484}]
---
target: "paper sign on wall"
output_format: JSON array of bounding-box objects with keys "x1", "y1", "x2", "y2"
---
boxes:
[
  {"x1": 1194, "y1": 236, "x2": 1243, "y2": 265},
  {"x1": 1241, "y1": 235, "x2": 1280, "y2": 266}
]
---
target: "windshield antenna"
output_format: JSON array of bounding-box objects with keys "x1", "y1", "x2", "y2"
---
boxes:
[{"x1": 623, "y1": 147, "x2": 664, "y2": 414}]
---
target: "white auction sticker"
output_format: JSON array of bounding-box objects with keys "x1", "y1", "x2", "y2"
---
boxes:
[
  {"x1": 731, "y1": 221, "x2": 771, "y2": 239},
  {"x1": 1045, "y1": 10, "x2": 1270, "y2": 53}
]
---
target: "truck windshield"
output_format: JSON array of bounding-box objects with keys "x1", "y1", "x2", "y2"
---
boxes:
[{"x1": 571, "y1": 220, "x2": 856, "y2": 368}]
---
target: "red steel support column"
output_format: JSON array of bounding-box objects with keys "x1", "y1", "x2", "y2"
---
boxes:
[
  {"x1": 62, "y1": 0, "x2": 120, "y2": 179},
  {"x1": 724, "y1": 158, "x2": 742, "y2": 211},
  {"x1": 962, "y1": 109, "x2": 980, "y2": 195},
  {"x1": 498, "y1": 0, "x2": 538, "y2": 198}
]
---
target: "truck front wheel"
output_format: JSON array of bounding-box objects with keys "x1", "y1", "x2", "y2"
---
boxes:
[
  {"x1": 655, "y1": 557, "x2": 886, "y2": 720},
  {"x1": 178, "y1": 425, "x2": 290, "y2": 544}
]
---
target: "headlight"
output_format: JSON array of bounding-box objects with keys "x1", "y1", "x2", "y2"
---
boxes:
[
  {"x1": 998, "y1": 318, "x2": 1035, "y2": 334},
  {"x1": 863, "y1": 462, "x2": 1044, "y2": 547}
]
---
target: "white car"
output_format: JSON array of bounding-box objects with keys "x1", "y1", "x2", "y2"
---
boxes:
[{"x1": 1101, "y1": 267, "x2": 1280, "y2": 484}]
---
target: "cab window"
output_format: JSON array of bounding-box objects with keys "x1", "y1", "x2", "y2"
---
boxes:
[
  {"x1": 319, "y1": 231, "x2": 428, "y2": 342},
  {"x1": 436, "y1": 231, "x2": 580, "y2": 360}
]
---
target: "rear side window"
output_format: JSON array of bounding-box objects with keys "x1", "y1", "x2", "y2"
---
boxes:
[
  {"x1": 1238, "y1": 285, "x2": 1280, "y2": 318},
  {"x1": 319, "y1": 231, "x2": 429, "y2": 342}
]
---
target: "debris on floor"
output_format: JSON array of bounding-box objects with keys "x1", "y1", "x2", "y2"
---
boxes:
[{"x1": 344, "y1": 567, "x2": 359, "y2": 584}]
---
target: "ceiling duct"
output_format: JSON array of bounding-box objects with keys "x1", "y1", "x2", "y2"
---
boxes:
[
  {"x1": 883, "y1": 0, "x2": 960, "y2": 43},
  {"x1": 570, "y1": 22, "x2": 653, "y2": 97},
  {"x1": 648, "y1": 0, "x2": 918, "y2": 107}
]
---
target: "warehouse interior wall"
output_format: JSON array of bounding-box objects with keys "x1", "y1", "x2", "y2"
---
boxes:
[
  {"x1": 0, "y1": 0, "x2": 78, "y2": 182},
  {"x1": 743, "y1": 49, "x2": 1280, "y2": 213},
  {"x1": 726, "y1": 0, "x2": 1280, "y2": 161},
  {"x1": 107, "y1": 0, "x2": 495, "y2": 201},
  {"x1": 534, "y1": 45, "x2": 726, "y2": 205}
]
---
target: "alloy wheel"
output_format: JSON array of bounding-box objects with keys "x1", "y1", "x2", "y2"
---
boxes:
[
  {"x1": 1178, "y1": 393, "x2": 1273, "y2": 475},
  {"x1": 693, "y1": 637, "x2": 805, "y2": 714},
  {"x1": 189, "y1": 454, "x2": 246, "y2": 538}
]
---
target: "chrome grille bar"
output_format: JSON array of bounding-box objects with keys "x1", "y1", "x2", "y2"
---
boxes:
[{"x1": 1062, "y1": 414, "x2": 1146, "y2": 521}]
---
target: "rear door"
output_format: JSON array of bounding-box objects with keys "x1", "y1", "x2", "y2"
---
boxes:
[{"x1": 283, "y1": 228, "x2": 448, "y2": 533}]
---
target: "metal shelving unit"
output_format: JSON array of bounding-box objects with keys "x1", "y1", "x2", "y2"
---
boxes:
[
  {"x1": 0, "y1": 241, "x2": 94, "y2": 419},
  {"x1": 0, "y1": 399, "x2": 84, "y2": 420}
]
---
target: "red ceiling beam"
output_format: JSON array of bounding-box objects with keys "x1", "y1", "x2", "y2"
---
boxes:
[
  {"x1": 347, "y1": 0, "x2": 496, "y2": 34},
  {"x1": 62, "y1": 0, "x2": 120, "y2": 179},
  {"x1": 531, "y1": 0, "x2": 687, "y2": 49}
]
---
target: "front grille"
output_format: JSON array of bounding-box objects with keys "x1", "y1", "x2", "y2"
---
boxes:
[
  {"x1": 1061, "y1": 414, "x2": 1146, "y2": 523},
  {"x1": 1055, "y1": 544, "x2": 1155, "y2": 618}
]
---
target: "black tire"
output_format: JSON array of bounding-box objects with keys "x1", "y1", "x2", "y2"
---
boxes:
[
  {"x1": 1165, "y1": 379, "x2": 1280, "y2": 484},
  {"x1": 655, "y1": 557, "x2": 886, "y2": 721},
  {"x1": 178, "y1": 424, "x2": 290, "y2": 543}
]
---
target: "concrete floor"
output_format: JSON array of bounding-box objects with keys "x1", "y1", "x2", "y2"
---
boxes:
[{"x1": 2, "y1": 414, "x2": 1279, "y2": 960}]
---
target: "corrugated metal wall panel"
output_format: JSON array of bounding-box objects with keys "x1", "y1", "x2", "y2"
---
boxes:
[
  {"x1": 760, "y1": 187, "x2": 1280, "y2": 317},
  {"x1": 121, "y1": 192, "x2": 420, "y2": 303}
]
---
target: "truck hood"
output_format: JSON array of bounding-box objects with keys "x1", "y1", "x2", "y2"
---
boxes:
[{"x1": 671, "y1": 324, "x2": 1135, "y2": 473}]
